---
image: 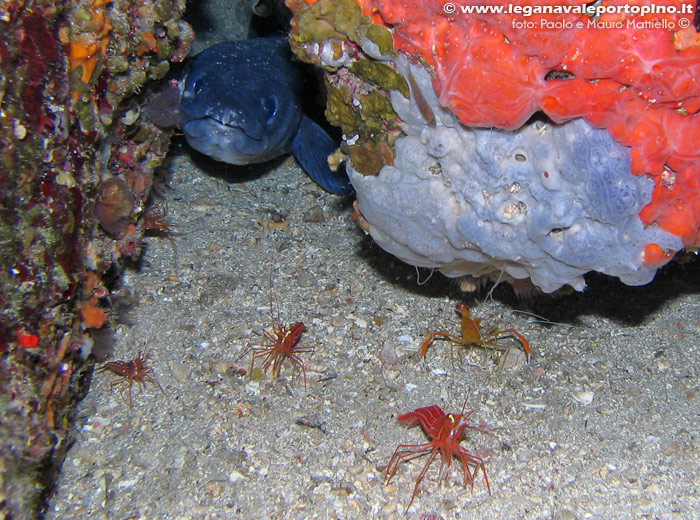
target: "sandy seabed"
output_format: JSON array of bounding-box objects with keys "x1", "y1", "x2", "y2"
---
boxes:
[{"x1": 48, "y1": 145, "x2": 700, "y2": 519}]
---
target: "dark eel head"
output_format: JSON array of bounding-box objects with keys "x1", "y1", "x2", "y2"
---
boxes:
[
  {"x1": 179, "y1": 39, "x2": 302, "y2": 166},
  {"x1": 146, "y1": 37, "x2": 352, "y2": 194}
]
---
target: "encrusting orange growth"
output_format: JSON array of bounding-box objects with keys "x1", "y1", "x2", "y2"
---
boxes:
[
  {"x1": 348, "y1": 0, "x2": 700, "y2": 261},
  {"x1": 81, "y1": 295, "x2": 107, "y2": 328},
  {"x1": 137, "y1": 31, "x2": 158, "y2": 56},
  {"x1": 68, "y1": 0, "x2": 113, "y2": 84},
  {"x1": 643, "y1": 243, "x2": 677, "y2": 269}
]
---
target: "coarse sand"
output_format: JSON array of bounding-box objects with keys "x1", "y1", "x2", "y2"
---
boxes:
[{"x1": 48, "y1": 145, "x2": 700, "y2": 519}]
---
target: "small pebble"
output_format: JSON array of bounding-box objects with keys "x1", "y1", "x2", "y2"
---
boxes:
[
  {"x1": 244, "y1": 381, "x2": 261, "y2": 395},
  {"x1": 596, "y1": 406, "x2": 614, "y2": 415},
  {"x1": 560, "y1": 509, "x2": 579, "y2": 520},
  {"x1": 296, "y1": 273, "x2": 315, "y2": 288},
  {"x1": 379, "y1": 343, "x2": 399, "y2": 367},
  {"x1": 522, "y1": 401, "x2": 547, "y2": 409},
  {"x1": 302, "y1": 205, "x2": 325, "y2": 223},
  {"x1": 229, "y1": 471, "x2": 246, "y2": 482},
  {"x1": 501, "y1": 348, "x2": 526, "y2": 370},
  {"x1": 117, "y1": 479, "x2": 138, "y2": 489},
  {"x1": 214, "y1": 360, "x2": 235, "y2": 376},
  {"x1": 203, "y1": 481, "x2": 224, "y2": 498},
  {"x1": 191, "y1": 196, "x2": 217, "y2": 211},
  {"x1": 350, "y1": 280, "x2": 364, "y2": 294},
  {"x1": 168, "y1": 360, "x2": 192, "y2": 382},
  {"x1": 574, "y1": 391, "x2": 594, "y2": 405}
]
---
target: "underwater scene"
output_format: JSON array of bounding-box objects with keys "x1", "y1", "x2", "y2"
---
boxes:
[{"x1": 1, "y1": 0, "x2": 700, "y2": 518}]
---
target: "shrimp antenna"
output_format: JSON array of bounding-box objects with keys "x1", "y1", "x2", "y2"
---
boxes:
[
  {"x1": 459, "y1": 390, "x2": 472, "y2": 415},
  {"x1": 415, "y1": 266, "x2": 435, "y2": 286},
  {"x1": 266, "y1": 265, "x2": 282, "y2": 324},
  {"x1": 511, "y1": 310, "x2": 578, "y2": 329},
  {"x1": 485, "y1": 267, "x2": 505, "y2": 302}
]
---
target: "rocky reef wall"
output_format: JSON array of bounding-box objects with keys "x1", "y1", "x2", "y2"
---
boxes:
[{"x1": 0, "y1": 0, "x2": 191, "y2": 516}]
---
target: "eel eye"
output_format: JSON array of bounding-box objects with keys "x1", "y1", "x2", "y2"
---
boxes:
[{"x1": 261, "y1": 95, "x2": 278, "y2": 125}]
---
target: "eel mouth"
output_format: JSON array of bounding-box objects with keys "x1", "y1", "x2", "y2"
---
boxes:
[{"x1": 182, "y1": 117, "x2": 270, "y2": 165}]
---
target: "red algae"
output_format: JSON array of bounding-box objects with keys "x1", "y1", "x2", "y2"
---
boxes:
[{"x1": 18, "y1": 12, "x2": 59, "y2": 129}]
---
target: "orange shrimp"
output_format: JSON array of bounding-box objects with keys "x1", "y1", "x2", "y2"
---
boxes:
[
  {"x1": 99, "y1": 351, "x2": 166, "y2": 406},
  {"x1": 384, "y1": 405, "x2": 491, "y2": 510},
  {"x1": 422, "y1": 304, "x2": 531, "y2": 366}
]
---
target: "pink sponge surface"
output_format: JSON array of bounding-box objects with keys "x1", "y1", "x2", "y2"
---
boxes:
[{"x1": 355, "y1": 0, "x2": 700, "y2": 257}]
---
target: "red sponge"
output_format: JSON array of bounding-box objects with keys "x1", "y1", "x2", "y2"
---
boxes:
[{"x1": 352, "y1": 0, "x2": 700, "y2": 260}]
